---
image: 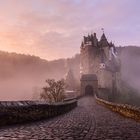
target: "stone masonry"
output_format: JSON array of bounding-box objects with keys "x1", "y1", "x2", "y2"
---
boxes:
[
  {"x1": 80, "y1": 32, "x2": 120, "y2": 95},
  {"x1": 0, "y1": 97, "x2": 140, "y2": 140}
]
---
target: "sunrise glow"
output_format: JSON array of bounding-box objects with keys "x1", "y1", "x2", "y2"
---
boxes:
[{"x1": 0, "y1": 0, "x2": 140, "y2": 60}]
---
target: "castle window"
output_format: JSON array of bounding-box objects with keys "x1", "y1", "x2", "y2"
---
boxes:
[{"x1": 100, "y1": 63, "x2": 105, "y2": 69}]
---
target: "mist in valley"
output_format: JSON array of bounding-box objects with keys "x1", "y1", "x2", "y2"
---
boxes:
[
  {"x1": 0, "y1": 46, "x2": 139, "y2": 101},
  {"x1": 0, "y1": 70, "x2": 66, "y2": 101},
  {"x1": 119, "y1": 46, "x2": 140, "y2": 93},
  {"x1": 0, "y1": 52, "x2": 64, "y2": 101},
  {"x1": 0, "y1": 76, "x2": 43, "y2": 101},
  {"x1": 0, "y1": 52, "x2": 80, "y2": 101}
]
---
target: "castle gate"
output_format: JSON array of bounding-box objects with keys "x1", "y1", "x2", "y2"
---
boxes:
[
  {"x1": 81, "y1": 74, "x2": 98, "y2": 96},
  {"x1": 85, "y1": 85, "x2": 94, "y2": 95}
]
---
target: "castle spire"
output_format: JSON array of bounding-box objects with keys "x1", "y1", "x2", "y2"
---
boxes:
[
  {"x1": 101, "y1": 33, "x2": 107, "y2": 40},
  {"x1": 100, "y1": 29, "x2": 109, "y2": 47},
  {"x1": 101, "y1": 28, "x2": 107, "y2": 41}
]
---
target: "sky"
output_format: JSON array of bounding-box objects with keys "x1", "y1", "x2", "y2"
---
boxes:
[{"x1": 0, "y1": 0, "x2": 140, "y2": 60}]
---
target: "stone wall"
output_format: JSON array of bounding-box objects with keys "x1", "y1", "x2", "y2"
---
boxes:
[
  {"x1": 0, "y1": 100, "x2": 77, "y2": 127},
  {"x1": 95, "y1": 95, "x2": 140, "y2": 122},
  {"x1": 80, "y1": 33, "x2": 121, "y2": 95},
  {"x1": 99, "y1": 69, "x2": 113, "y2": 89},
  {"x1": 81, "y1": 80, "x2": 98, "y2": 95},
  {"x1": 80, "y1": 43, "x2": 114, "y2": 92}
]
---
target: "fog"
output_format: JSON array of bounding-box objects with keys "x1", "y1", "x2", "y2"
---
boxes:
[
  {"x1": 0, "y1": 74, "x2": 44, "y2": 101},
  {"x1": 0, "y1": 52, "x2": 63, "y2": 101},
  {"x1": 0, "y1": 52, "x2": 80, "y2": 101},
  {"x1": 0, "y1": 47, "x2": 139, "y2": 101},
  {"x1": 120, "y1": 46, "x2": 140, "y2": 93},
  {"x1": 0, "y1": 71, "x2": 69, "y2": 101}
]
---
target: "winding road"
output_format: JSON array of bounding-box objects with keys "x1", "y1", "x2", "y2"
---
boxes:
[{"x1": 0, "y1": 97, "x2": 140, "y2": 140}]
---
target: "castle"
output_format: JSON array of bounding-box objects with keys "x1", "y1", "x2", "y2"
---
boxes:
[{"x1": 80, "y1": 31, "x2": 120, "y2": 96}]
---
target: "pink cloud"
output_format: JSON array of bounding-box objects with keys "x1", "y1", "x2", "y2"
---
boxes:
[{"x1": 0, "y1": 0, "x2": 139, "y2": 60}]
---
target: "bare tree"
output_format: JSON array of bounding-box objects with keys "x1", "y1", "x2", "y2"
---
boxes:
[{"x1": 40, "y1": 79, "x2": 65, "y2": 103}]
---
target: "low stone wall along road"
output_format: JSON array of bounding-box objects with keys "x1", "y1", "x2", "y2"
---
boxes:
[{"x1": 0, "y1": 97, "x2": 140, "y2": 140}]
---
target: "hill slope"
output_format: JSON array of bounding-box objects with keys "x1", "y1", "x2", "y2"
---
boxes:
[{"x1": 0, "y1": 51, "x2": 80, "y2": 100}]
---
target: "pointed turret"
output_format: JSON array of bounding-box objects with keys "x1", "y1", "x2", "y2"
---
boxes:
[{"x1": 100, "y1": 33, "x2": 109, "y2": 47}]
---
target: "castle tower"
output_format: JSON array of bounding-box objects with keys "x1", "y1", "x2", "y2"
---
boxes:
[
  {"x1": 80, "y1": 33, "x2": 99, "y2": 75},
  {"x1": 80, "y1": 31, "x2": 120, "y2": 95}
]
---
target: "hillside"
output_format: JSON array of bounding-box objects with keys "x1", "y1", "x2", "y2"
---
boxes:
[
  {"x1": 0, "y1": 51, "x2": 65, "y2": 79},
  {"x1": 0, "y1": 51, "x2": 80, "y2": 100}
]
